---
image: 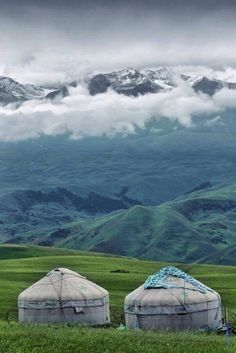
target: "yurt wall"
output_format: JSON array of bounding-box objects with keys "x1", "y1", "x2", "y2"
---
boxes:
[
  {"x1": 18, "y1": 268, "x2": 110, "y2": 325},
  {"x1": 124, "y1": 266, "x2": 222, "y2": 330}
]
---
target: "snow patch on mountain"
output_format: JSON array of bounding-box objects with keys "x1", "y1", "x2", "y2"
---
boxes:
[
  {"x1": 1, "y1": 67, "x2": 236, "y2": 106},
  {"x1": 0, "y1": 76, "x2": 47, "y2": 100}
]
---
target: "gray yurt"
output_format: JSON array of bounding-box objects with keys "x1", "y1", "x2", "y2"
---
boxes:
[
  {"x1": 124, "y1": 266, "x2": 222, "y2": 330},
  {"x1": 18, "y1": 267, "x2": 110, "y2": 325}
]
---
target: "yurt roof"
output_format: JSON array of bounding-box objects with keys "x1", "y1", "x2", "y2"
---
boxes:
[
  {"x1": 19, "y1": 267, "x2": 108, "y2": 302},
  {"x1": 125, "y1": 266, "x2": 220, "y2": 309},
  {"x1": 143, "y1": 266, "x2": 214, "y2": 294}
]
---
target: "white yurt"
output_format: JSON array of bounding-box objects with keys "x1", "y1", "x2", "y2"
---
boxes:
[
  {"x1": 124, "y1": 266, "x2": 222, "y2": 330},
  {"x1": 18, "y1": 268, "x2": 110, "y2": 325}
]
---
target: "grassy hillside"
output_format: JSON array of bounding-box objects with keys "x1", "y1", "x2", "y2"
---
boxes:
[
  {"x1": 2, "y1": 183, "x2": 236, "y2": 264},
  {"x1": 0, "y1": 246, "x2": 235, "y2": 321},
  {"x1": 0, "y1": 246, "x2": 235, "y2": 353},
  {"x1": 0, "y1": 244, "x2": 92, "y2": 260},
  {"x1": 0, "y1": 244, "x2": 122, "y2": 260},
  {"x1": 31, "y1": 183, "x2": 236, "y2": 264},
  {"x1": 199, "y1": 245, "x2": 236, "y2": 266}
]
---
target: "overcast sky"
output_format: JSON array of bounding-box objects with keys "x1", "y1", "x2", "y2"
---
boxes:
[{"x1": 0, "y1": 0, "x2": 236, "y2": 83}]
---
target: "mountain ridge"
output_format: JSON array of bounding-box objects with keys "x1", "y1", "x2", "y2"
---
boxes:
[
  {"x1": 2, "y1": 182, "x2": 236, "y2": 265},
  {"x1": 1, "y1": 67, "x2": 236, "y2": 104}
]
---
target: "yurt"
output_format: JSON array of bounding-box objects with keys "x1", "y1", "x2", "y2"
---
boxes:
[
  {"x1": 18, "y1": 268, "x2": 110, "y2": 325},
  {"x1": 124, "y1": 266, "x2": 222, "y2": 330}
]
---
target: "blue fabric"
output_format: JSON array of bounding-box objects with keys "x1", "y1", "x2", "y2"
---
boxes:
[{"x1": 143, "y1": 266, "x2": 212, "y2": 293}]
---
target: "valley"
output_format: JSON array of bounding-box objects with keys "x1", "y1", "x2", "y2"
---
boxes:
[{"x1": 0, "y1": 112, "x2": 236, "y2": 264}]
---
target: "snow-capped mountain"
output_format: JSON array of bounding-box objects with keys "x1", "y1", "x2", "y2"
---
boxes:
[
  {"x1": 87, "y1": 68, "x2": 175, "y2": 96},
  {"x1": 88, "y1": 67, "x2": 236, "y2": 97},
  {"x1": 0, "y1": 76, "x2": 47, "y2": 103},
  {"x1": 45, "y1": 86, "x2": 69, "y2": 100},
  {"x1": 142, "y1": 67, "x2": 178, "y2": 89},
  {"x1": 0, "y1": 76, "x2": 72, "y2": 105},
  {"x1": 1, "y1": 67, "x2": 236, "y2": 105}
]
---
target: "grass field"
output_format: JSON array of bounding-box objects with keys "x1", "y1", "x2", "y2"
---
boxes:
[
  {"x1": 0, "y1": 244, "x2": 117, "y2": 260},
  {"x1": 0, "y1": 322, "x2": 235, "y2": 353},
  {"x1": 0, "y1": 245, "x2": 235, "y2": 353},
  {"x1": 0, "y1": 244, "x2": 87, "y2": 260}
]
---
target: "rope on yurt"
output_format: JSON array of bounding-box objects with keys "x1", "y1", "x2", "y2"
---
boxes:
[
  {"x1": 58, "y1": 271, "x2": 65, "y2": 323},
  {"x1": 49, "y1": 271, "x2": 66, "y2": 323},
  {"x1": 181, "y1": 279, "x2": 186, "y2": 330},
  {"x1": 206, "y1": 298, "x2": 209, "y2": 328}
]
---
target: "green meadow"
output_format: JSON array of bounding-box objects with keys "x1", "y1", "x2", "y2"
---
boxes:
[
  {"x1": 0, "y1": 322, "x2": 235, "y2": 353},
  {"x1": 0, "y1": 244, "x2": 235, "y2": 353}
]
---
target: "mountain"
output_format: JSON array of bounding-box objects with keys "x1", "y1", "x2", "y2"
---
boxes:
[
  {"x1": 87, "y1": 67, "x2": 183, "y2": 96},
  {"x1": 0, "y1": 76, "x2": 47, "y2": 103},
  {"x1": 0, "y1": 87, "x2": 19, "y2": 104},
  {"x1": 0, "y1": 76, "x2": 72, "y2": 104},
  {"x1": 88, "y1": 68, "x2": 236, "y2": 97},
  {"x1": 88, "y1": 68, "x2": 164, "y2": 96},
  {"x1": 1, "y1": 68, "x2": 236, "y2": 104},
  {"x1": 0, "y1": 110, "x2": 236, "y2": 264},
  {"x1": 0, "y1": 187, "x2": 141, "y2": 243},
  {"x1": 3, "y1": 183, "x2": 236, "y2": 265},
  {"x1": 189, "y1": 76, "x2": 236, "y2": 96},
  {"x1": 0, "y1": 105, "x2": 235, "y2": 264},
  {"x1": 199, "y1": 244, "x2": 236, "y2": 266},
  {"x1": 46, "y1": 86, "x2": 69, "y2": 100},
  {"x1": 0, "y1": 68, "x2": 176, "y2": 103},
  {"x1": 42, "y1": 183, "x2": 236, "y2": 264},
  {"x1": 191, "y1": 76, "x2": 224, "y2": 95},
  {"x1": 143, "y1": 67, "x2": 177, "y2": 89}
]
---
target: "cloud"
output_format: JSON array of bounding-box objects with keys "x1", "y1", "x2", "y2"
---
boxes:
[
  {"x1": 213, "y1": 88, "x2": 236, "y2": 108},
  {"x1": 0, "y1": 82, "x2": 225, "y2": 142},
  {"x1": 1, "y1": 0, "x2": 236, "y2": 83}
]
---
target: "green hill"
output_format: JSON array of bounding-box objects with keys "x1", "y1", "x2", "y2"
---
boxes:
[
  {"x1": 0, "y1": 244, "x2": 120, "y2": 260},
  {"x1": 32, "y1": 183, "x2": 236, "y2": 264},
  {"x1": 3, "y1": 183, "x2": 236, "y2": 265},
  {"x1": 199, "y1": 245, "x2": 236, "y2": 266},
  {"x1": 0, "y1": 244, "x2": 91, "y2": 260}
]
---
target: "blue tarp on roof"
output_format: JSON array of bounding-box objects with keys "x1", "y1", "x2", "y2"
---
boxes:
[{"x1": 143, "y1": 266, "x2": 212, "y2": 294}]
